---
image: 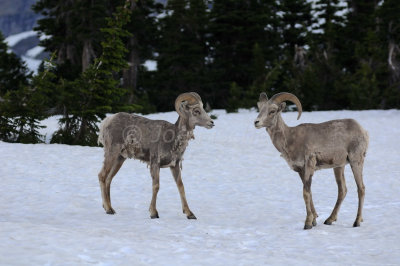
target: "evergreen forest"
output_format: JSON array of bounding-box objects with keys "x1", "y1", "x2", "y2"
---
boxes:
[{"x1": 1, "y1": 0, "x2": 399, "y2": 145}]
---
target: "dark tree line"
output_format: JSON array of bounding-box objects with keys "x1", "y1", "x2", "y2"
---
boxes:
[
  {"x1": 0, "y1": 0, "x2": 137, "y2": 145},
  {"x1": 1, "y1": 0, "x2": 400, "y2": 145}
]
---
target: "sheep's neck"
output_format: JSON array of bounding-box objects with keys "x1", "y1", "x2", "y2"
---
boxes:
[
  {"x1": 173, "y1": 116, "x2": 194, "y2": 154},
  {"x1": 175, "y1": 115, "x2": 195, "y2": 132},
  {"x1": 267, "y1": 114, "x2": 289, "y2": 154}
]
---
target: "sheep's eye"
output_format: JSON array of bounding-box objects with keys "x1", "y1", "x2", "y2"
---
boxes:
[
  {"x1": 193, "y1": 109, "x2": 201, "y2": 116},
  {"x1": 269, "y1": 110, "x2": 276, "y2": 115}
]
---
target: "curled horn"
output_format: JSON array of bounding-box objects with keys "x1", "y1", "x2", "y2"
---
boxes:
[
  {"x1": 270, "y1": 92, "x2": 302, "y2": 120},
  {"x1": 175, "y1": 92, "x2": 202, "y2": 116},
  {"x1": 190, "y1": 92, "x2": 202, "y2": 102}
]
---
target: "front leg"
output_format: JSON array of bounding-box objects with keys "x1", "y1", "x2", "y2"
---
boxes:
[
  {"x1": 149, "y1": 163, "x2": 160, "y2": 219},
  {"x1": 301, "y1": 155, "x2": 319, "y2": 229},
  {"x1": 300, "y1": 157, "x2": 317, "y2": 229},
  {"x1": 302, "y1": 176, "x2": 314, "y2": 230},
  {"x1": 170, "y1": 163, "x2": 196, "y2": 219}
]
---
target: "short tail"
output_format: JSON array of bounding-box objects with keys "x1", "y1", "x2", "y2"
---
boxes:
[{"x1": 98, "y1": 115, "x2": 114, "y2": 146}]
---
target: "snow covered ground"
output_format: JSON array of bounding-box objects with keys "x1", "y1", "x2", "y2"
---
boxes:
[{"x1": 1, "y1": 109, "x2": 400, "y2": 265}]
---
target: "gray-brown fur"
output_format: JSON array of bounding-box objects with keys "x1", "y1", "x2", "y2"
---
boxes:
[
  {"x1": 98, "y1": 92, "x2": 214, "y2": 219},
  {"x1": 254, "y1": 92, "x2": 369, "y2": 230}
]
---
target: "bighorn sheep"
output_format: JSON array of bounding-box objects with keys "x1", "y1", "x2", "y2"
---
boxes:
[
  {"x1": 98, "y1": 92, "x2": 214, "y2": 219},
  {"x1": 254, "y1": 92, "x2": 369, "y2": 229}
]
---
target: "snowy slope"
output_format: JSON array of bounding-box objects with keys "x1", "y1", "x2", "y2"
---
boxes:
[
  {"x1": 4, "y1": 30, "x2": 37, "y2": 47},
  {"x1": 1, "y1": 109, "x2": 400, "y2": 265},
  {"x1": 5, "y1": 30, "x2": 44, "y2": 74}
]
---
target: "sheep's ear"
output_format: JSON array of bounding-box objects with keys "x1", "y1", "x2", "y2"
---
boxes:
[
  {"x1": 178, "y1": 101, "x2": 186, "y2": 112},
  {"x1": 180, "y1": 101, "x2": 192, "y2": 112},
  {"x1": 259, "y1": 92, "x2": 268, "y2": 102},
  {"x1": 278, "y1": 102, "x2": 286, "y2": 111}
]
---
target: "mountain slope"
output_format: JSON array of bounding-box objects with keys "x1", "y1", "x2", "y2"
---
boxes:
[{"x1": 0, "y1": 0, "x2": 39, "y2": 36}]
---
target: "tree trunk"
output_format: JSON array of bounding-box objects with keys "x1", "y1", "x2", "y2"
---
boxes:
[
  {"x1": 82, "y1": 40, "x2": 96, "y2": 72},
  {"x1": 123, "y1": 42, "x2": 139, "y2": 104},
  {"x1": 75, "y1": 117, "x2": 87, "y2": 144},
  {"x1": 123, "y1": 0, "x2": 139, "y2": 104}
]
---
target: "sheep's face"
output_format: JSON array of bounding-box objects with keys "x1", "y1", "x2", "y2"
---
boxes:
[
  {"x1": 254, "y1": 97, "x2": 286, "y2": 129},
  {"x1": 181, "y1": 102, "x2": 214, "y2": 129}
]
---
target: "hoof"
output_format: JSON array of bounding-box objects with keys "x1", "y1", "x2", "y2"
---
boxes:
[
  {"x1": 353, "y1": 221, "x2": 360, "y2": 227},
  {"x1": 106, "y1": 208, "x2": 116, "y2": 215},
  {"x1": 324, "y1": 220, "x2": 332, "y2": 225},
  {"x1": 304, "y1": 224, "x2": 313, "y2": 230},
  {"x1": 312, "y1": 220, "x2": 317, "y2": 226},
  {"x1": 187, "y1": 213, "x2": 197, "y2": 220},
  {"x1": 150, "y1": 213, "x2": 159, "y2": 219}
]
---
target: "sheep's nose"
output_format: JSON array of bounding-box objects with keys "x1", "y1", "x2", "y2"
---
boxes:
[{"x1": 254, "y1": 120, "x2": 259, "y2": 126}]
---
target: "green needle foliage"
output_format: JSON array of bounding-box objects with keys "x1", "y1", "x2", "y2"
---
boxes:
[
  {"x1": 50, "y1": 0, "x2": 137, "y2": 146},
  {"x1": 0, "y1": 31, "x2": 49, "y2": 143},
  {"x1": 3, "y1": 0, "x2": 400, "y2": 146}
]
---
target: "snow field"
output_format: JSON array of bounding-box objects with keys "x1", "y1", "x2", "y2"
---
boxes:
[{"x1": 1, "y1": 109, "x2": 400, "y2": 265}]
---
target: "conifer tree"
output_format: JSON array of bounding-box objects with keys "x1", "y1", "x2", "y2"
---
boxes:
[
  {"x1": 33, "y1": 0, "x2": 108, "y2": 75},
  {"x1": 150, "y1": 0, "x2": 209, "y2": 111},
  {"x1": 0, "y1": 31, "x2": 47, "y2": 143},
  {"x1": 0, "y1": 32, "x2": 29, "y2": 96},
  {"x1": 1, "y1": 71, "x2": 53, "y2": 143},
  {"x1": 278, "y1": 0, "x2": 314, "y2": 56},
  {"x1": 297, "y1": 0, "x2": 349, "y2": 109},
  {"x1": 209, "y1": 0, "x2": 277, "y2": 109},
  {"x1": 377, "y1": 0, "x2": 400, "y2": 108},
  {"x1": 49, "y1": 0, "x2": 136, "y2": 146},
  {"x1": 342, "y1": 1, "x2": 387, "y2": 109},
  {"x1": 339, "y1": 1, "x2": 376, "y2": 72},
  {"x1": 269, "y1": 0, "x2": 316, "y2": 109},
  {"x1": 121, "y1": 0, "x2": 162, "y2": 105},
  {"x1": 311, "y1": 0, "x2": 347, "y2": 50}
]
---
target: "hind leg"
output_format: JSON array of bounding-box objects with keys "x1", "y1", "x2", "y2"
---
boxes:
[
  {"x1": 310, "y1": 192, "x2": 318, "y2": 226},
  {"x1": 350, "y1": 159, "x2": 365, "y2": 227},
  {"x1": 98, "y1": 154, "x2": 125, "y2": 214},
  {"x1": 99, "y1": 159, "x2": 111, "y2": 212},
  {"x1": 104, "y1": 155, "x2": 126, "y2": 214},
  {"x1": 324, "y1": 166, "x2": 347, "y2": 225}
]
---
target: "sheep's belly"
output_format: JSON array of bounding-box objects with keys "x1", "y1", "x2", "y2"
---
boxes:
[
  {"x1": 315, "y1": 151, "x2": 348, "y2": 170},
  {"x1": 315, "y1": 162, "x2": 346, "y2": 170},
  {"x1": 159, "y1": 155, "x2": 179, "y2": 168},
  {"x1": 281, "y1": 151, "x2": 348, "y2": 172},
  {"x1": 160, "y1": 161, "x2": 176, "y2": 168}
]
